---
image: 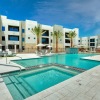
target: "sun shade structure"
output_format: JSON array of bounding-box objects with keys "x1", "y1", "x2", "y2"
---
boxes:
[
  {"x1": 0, "y1": 44, "x2": 2, "y2": 46},
  {"x1": 77, "y1": 45, "x2": 85, "y2": 47},
  {"x1": 97, "y1": 46, "x2": 100, "y2": 48},
  {"x1": 47, "y1": 45, "x2": 52, "y2": 48},
  {"x1": 36, "y1": 43, "x2": 45, "y2": 47}
]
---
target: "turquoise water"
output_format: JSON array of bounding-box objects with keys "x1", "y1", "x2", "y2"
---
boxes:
[
  {"x1": 3, "y1": 67, "x2": 77, "y2": 100},
  {"x1": 13, "y1": 54, "x2": 100, "y2": 70}
]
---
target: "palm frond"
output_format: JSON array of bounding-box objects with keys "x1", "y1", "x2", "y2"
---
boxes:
[
  {"x1": 31, "y1": 24, "x2": 45, "y2": 37},
  {"x1": 67, "y1": 31, "x2": 76, "y2": 38},
  {"x1": 52, "y1": 30, "x2": 63, "y2": 38}
]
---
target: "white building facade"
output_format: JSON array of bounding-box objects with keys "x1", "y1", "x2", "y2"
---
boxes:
[
  {"x1": 78, "y1": 35, "x2": 100, "y2": 51},
  {"x1": 0, "y1": 15, "x2": 79, "y2": 52}
]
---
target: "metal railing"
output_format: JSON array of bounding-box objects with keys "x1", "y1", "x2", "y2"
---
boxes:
[
  {"x1": 11, "y1": 48, "x2": 66, "y2": 53},
  {"x1": 0, "y1": 64, "x2": 22, "y2": 74},
  {"x1": 15, "y1": 56, "x2": 22, "y2": 59}
]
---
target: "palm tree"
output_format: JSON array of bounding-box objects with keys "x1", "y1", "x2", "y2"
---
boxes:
[
  {"x1": 67, "y1": 31, "x2": 76, "y2": 47},
  {"x1": 31, "y1": 24, "x2": 46, "y2": 49},
  {"x1": 52, "y1": 31, "x2": 63, "y2": 53}
]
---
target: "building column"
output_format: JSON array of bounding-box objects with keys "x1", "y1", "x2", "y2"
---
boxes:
[{"x1": 14, "y1": 44, "x2": 16, "y2": 53}]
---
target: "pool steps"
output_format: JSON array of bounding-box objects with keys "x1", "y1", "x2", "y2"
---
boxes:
[{"x1": 2, "y1": 73, "x2": 36, "y2": 100}]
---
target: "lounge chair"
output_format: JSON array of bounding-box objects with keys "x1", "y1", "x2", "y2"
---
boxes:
[
  {"x1": 8, "y1": 51, "x2": 16, "y2": 56},
  {"x1": 0, "y1": 49, "x2": 4, "y2": 57},
  {"x1": 5, "y1": 49, "x2": 16, "y2": 57},
  {"x1": 35, "y1": 50, "x2": 41, "y2": 56}
]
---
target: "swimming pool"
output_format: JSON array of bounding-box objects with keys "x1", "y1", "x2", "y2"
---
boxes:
[
  {"x1": 13, "y1": 54, "x2": 100, "y2": 70},
  {"x1": 2, "y1": 66, "x2": 79, "y2": 100}
]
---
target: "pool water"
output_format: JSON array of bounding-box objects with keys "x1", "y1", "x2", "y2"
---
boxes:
[
  {"x1": 2, "y1": 66, "x2": 77, "y2": 100},
  {"x1": 13, "y1": 54, "x2": 100, "y2": 70}
]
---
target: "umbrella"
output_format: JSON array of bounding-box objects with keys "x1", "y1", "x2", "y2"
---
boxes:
[
  {"x1": 47, "y1": 45, "x2": 52, "y2": 48},
  {"x1": 77, "y1": 44, "x2": 84, "y2": 47},
  {"x1": 36, "y1": 43, "x2": 45, "y2": 47},
  {"x1": 97, "y1": 46, "x2": 100, "y2": 48},
  {"x1": 0, "y1": 44, "x2": 2, "y2": 46}
]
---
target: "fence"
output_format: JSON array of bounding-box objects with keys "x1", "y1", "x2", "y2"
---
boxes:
[{"x1": 10, "y1": 48, "x2": 66, "y2": 54}]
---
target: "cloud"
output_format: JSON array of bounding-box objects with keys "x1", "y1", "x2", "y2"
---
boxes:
[{"x1": 30, "y1": 0, "x2": 100, "y2": 36}]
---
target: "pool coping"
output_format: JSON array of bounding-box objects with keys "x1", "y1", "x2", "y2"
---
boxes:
[{"x1": 0, "y1": 63, "x2": 86, "y2": 75}]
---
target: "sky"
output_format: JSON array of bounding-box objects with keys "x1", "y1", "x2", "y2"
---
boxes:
[{"x1": 0, "y1": 0, "x2": 100, "y2": 37}]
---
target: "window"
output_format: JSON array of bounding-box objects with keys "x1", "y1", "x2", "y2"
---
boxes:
[
  {"x1": 78, "y1": 40, "x2": 80, "y2": 42},
  {"x1": 8, "y1": 25, "x2": 19, "y2": 32},
  {"x1": 2, "y1": 46, "x2": 5, "y2": 50},
  {"x1": 16, "y1": 45, "x2": 19, "y2": 49},
  {"x1": 65, "y1": 33, "x2": 69, "y2": 38},
  {"x1": 42, "y1": 38, "x2": 49, "y2": 44},
  {"x1": 34, "y1": 37, "x2": 35, "y2": 39},
  {"x1": 8, "y1": 45, "x2": 19, "y2": 49},
  {"x1": 90, "y1": 39, "x2": 95, "y2": 42},
  {"x1": 51, "y1": 39, "x2": 52, "y2": 43},
  {"x1": 42, "y1": 30, "x2": 49, "y2": 36},
  {"x1": 90, "y1": 43, "x2": 95, "y2": 46},
  {"x1": 2, "y1": 26, "x2": 5, "y2": 31},
  {"x1": 22, "y1": 29, "x2": 25, "y2": 33},
  {"x1": 65, "y1": 39, "x2": 70, "y2": 43},
  {"x1": 22, "y1": 46, "x2": 25, "y2": 50},
  {"x1": 8, "y1": 35, "x2": 19, "y2": 41},
  {"x1": 28, "y1": 37, "x2": 30, "y2": 39},
  {"x1": 22, "y1": 38, "x2": 25, "y2": 42},
  {"x1": 2, "y1": 36, "x2": 5, "y2": 41},
  {"x1": 8, "y1": 45, "x2": 14, "y2": 49},
  {"x1": 28, "y1": 28, "x2": 30, "y2": 30}
]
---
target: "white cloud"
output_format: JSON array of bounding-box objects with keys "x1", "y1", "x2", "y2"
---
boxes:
[{"x1": 31, "y1": 0, "x2": 100, "y2": 36}]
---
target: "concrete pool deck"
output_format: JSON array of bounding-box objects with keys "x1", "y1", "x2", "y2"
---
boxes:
[
  {"x1": 0, "y1": 53, "x2": 55, "y2": 73},
  {"x1": 0, "y1": 53, "x2": 100, "y2": 100},
  {"x1": 0, "y1": 53, "x2": 41, "y2": 73},
  {"x1": 81, "y1": 54, "x2": 100, "y2": 61}
]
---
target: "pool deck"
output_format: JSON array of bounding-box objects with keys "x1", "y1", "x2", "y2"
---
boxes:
[
  {"x1": 81, "y1": 54, "x2": 100, "y2": 61},
  {"x1": 0, "y1": 53, "x2": 40, "y2": 73},
  {"x1": 0, "y1": 54, "x2": 100, "y2": 100}
]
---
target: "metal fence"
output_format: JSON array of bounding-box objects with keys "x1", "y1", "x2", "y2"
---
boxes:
[{"x1": 11, "y1": 48, "x2": 66, "y2": 54}]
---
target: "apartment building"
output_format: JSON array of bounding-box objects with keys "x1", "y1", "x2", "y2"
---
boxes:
[
  {"x1": 0, "y1": 15, "x2": 79, "y2": 52},
  {"x1": 78, "y1": 35, "x2": 100, "y2": 51}
]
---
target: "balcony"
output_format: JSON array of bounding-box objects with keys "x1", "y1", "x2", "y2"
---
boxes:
[
  {"x1": 8, "y1": 35, "x2": 19, "y2": 44},
  {"x1": 42, "y1": 38, "x2": 49, "y2": 44},
  {"x1": 8, "y1": 25, "x2": 19, "y2": 32},
  {"x1": 65, "y1": 43, "x2": 71, "y2": 46},
  {"x1": 65, "y1": 32, "x2": 70, "y2": 38},
  {"x1": 42, "y1": 30, "x2": 49, "y2": 36}
]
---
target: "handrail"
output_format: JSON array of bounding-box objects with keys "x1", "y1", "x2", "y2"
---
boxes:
[
  {"x1": 15, "y1": 56, "x2": 22, "y2": 59},
  {"x1": 0, "y1": 64, "x2": 22, "y2": 74}
]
